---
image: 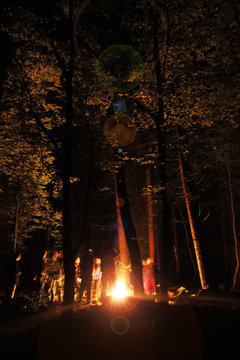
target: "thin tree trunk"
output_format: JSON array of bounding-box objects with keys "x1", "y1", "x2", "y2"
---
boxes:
[
  {"x1": 13, "y1": 190, "x2": 20, "y2": 253},
  {"x1": 171, "y1": 205, "x2": 180, "y2": 282},
  {"x1": 225, "y1": 159, "x2": 240, "y2": 290},
  {"x1": 62, "y1": 0, "x2": 75, "y2": 312},
  {"x1": 178, "y1": 147, "x2": 208, "y2": 289},
  {"x1": 146, "y1": 168, "x2": 155, "y2": 260},
  {"x1": 221, "y1": 206, "x2": 230, "y2": 282},
  {"x1": 75, "y1": 92, "x2": 94, "y2": 254},
  {"x1": 75, "y1": 142, "x2": 94, "y2": 254},
  {"x1": 151, "y1": 8, "x2": 173, "y2": 303},
  {"x1": 114, "y1": 178, "x2": 130, "y2": 281},
  {"x1": 174, "y1": 193, "x2": 197, "y2": 281},
  {"x1": 115, "y1": 166, "x2": 144, "y2": 295}
]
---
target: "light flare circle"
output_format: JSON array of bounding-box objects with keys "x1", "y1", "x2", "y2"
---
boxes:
[
  {"x1": 103, "y1": 114, "x2": 137, "y2": 147},
  {"x1": 110, "y1": 315, "x2": 130, "y2": 335},
  {"x1": 96, "y1": 44, "x2": 144, "y2": 93}
]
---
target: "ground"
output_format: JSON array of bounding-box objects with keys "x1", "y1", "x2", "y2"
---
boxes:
[{"x1": 0, "y1": 293, "x2": 240, "y2": 360}]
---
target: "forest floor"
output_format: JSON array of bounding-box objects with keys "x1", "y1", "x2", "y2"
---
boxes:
[{"x1": 0, "y1": 291, "x2": 240, "y2": 360}]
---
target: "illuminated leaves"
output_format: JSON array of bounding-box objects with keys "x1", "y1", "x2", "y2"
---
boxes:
[{"x1": 0, "y1": 0, "x2": 239, "y2": 258}]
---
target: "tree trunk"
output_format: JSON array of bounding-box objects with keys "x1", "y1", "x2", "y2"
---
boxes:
[
  {"x1": 146, "y1": 168, "x2": 155, "y2": 260},
  {"x1": 114, "y1": 178, "x2": 130, "y2": 281},
  {"x1": 62, "y1": 174, "x2": 75, "y2": 309},
  {"x1": 221, "y1": 206, "x2": 230, "y2": 283},
  {"x1": 61, "y1": 0, "x2": 75, "y2": 313},
  {"x1": 171, "y1": 205, "x2": 180, "y2": 283},
  {"x1": 174, "y1": 192, "x2": 197, "y2": 281},
  {"x1": 178, "y1": 147, "x2": 208, "y2": 289},
  {"x1": 13, "y1": 187, "x2": 20, "y2": 253},
  {"x1": 75, "y1": 95, "x2": 94, "y2": 254},
  {"x1": 75, "y1": 145, "x2": 93, "y2": 254},
  {"x1": 115, "y1": 166, "x2": 144, "y2": 295},
  {"x1": 225, "y1": 159, "x2": 240, "y2": 290},
  {"x1": 152, "y1": 10, "x2": 172, "y2": 302}
]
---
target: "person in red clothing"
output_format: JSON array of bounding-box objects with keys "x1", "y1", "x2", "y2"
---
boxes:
[{"x1": 142, "y1": 257, "x2": 156, "y2": 295}]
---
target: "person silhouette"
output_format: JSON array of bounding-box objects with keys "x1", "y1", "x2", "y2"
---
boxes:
[
  {"x1": 101, "y1": 245, "x2": 118, "y2": 299},
  {"x1": 79, "y1": 248, "x2": 94, "y2": 304}
]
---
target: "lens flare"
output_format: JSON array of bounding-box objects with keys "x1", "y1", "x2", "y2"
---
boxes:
[
  {"x1": 97, "y1": 44, "x2": 144, "y2": 92},
  {"x1": 117, "y1": 197, "x2": 125, "y2": 207},
  {"x1": 113, "y1": 100, "x2": 127, "y2": 114},
  {"x1": 110, "y1": 315, "x2": 130, "y2": 335},
  {"x1": 103, "y1": 114, "x2": 136, "y2": 146}
]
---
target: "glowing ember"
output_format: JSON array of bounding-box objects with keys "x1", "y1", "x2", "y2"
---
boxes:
[{"x1": 112, "y1": 281, "x2": 128, "y2": 299}]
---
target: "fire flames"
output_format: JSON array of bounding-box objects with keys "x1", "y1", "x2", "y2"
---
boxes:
[{"x1": 112, "y1": 280, "x2": 129, "y2": 299}]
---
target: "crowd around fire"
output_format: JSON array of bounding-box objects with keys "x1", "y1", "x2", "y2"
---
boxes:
[{"x1": 2, "y1": 246, "x2": 156, "y2": 305}]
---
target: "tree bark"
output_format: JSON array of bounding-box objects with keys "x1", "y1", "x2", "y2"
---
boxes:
[
  {"x1": 174, "y1": 192, "x2": 197, "y2": 281},
  {"x1": 152, "y1": 9, "x2": 172, "y2": 302},
  {"x1": 225, "y1": 159, "x2": 240, "y2": 290},
  {"x1": 13, "y1": 184, "x2": 20, "y2": 253},
  {"x1": 221, "y1": 206, "x2": 230, "y2": 283},
  {"x1": 61, "y1": 0, "x2": 75, "y2": 313},
  {"x1": 115, "y1": 166, "x2": 144, "y2": 295},
  {"x1": 146, "y1": 168, "x2": 155, "y2": 260},
  {"x1": 114, "y1": 178, "x2": 130, "y2": 281},
  {"x1": 178, "y1": 147, "x2": 208, "y2": 289},
  {"x1": 171, "y1": 205, "x2": 180, "y2": 283}
]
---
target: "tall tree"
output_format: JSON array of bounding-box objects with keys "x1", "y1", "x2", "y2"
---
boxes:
[
  {"x1": 60, "y1": 0, "x2": 75, "y2": 310},
  {"x1": 177, "y1": 143, "x2": 208, "y2": 289},
  {"x1": 115, "y1": 165, "x2": 144, "y2": 294}
]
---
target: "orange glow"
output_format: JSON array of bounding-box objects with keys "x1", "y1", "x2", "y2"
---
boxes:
[
  {"x1": 112, "y1": 280, "x2": 128, "y2": 299},
  {"x1": 102, "y1": 277, "x2": 138, "y2": 313},
  {"x1": 75, "y1": 257, "x2": 80, "y2": 266}
]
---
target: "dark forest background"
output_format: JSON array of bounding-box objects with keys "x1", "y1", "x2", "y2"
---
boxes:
[{"x1": 0, "y1": 0, "x2": 239, "y2": 304}]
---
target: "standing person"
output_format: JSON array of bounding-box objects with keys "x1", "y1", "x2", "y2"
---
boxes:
[
  {"x1": 92, "y1": 258, "x2": 102, "y2": 303},
  {"x1": 74, "y1": 256, "x2": 81, "y2": 301},
  {"x1": 79, "y1": 248, "x2": 94, "y2": 304},
  {"x1": 142, "y1": 258, "x2": 156, "y2": 296},
  {"x1": 4, "y1": 250, "x2": 22, "y2": 301},
  {"x1": 48, "y1": 251, "x2": 63, "y2": 303},
  {"x1": 101, "y1": 245, "x2": 118, "y2": 299}
]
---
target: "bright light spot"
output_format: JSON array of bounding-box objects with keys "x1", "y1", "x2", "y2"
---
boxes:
[{"x1": 112, "y1": 281, "x2": 128, "y2": 299}]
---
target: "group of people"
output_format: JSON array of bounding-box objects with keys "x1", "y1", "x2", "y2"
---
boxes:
[
  {"x1": 75, "y1": 246, "x2": 118, "y2": 304},
  {"x1": 2, "y1": 245, "x2": 157, "y2": 305},
  {"x1": 75, "y1": 248, "x2": 157, "y2": 304},
  {"x1": 38, "y1": 245, "x2": 118, "y2": 305},
  {"x1": 2, "y1": 249, "x2": 64, "y2": 304}
]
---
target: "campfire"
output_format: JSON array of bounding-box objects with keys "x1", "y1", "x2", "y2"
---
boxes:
[
  {"x1": 112, "y1": 280, "x2": 131, "y2": 300},
  {"x1": 102, "y1": 274, "x2": 139, "y2": 312}
]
